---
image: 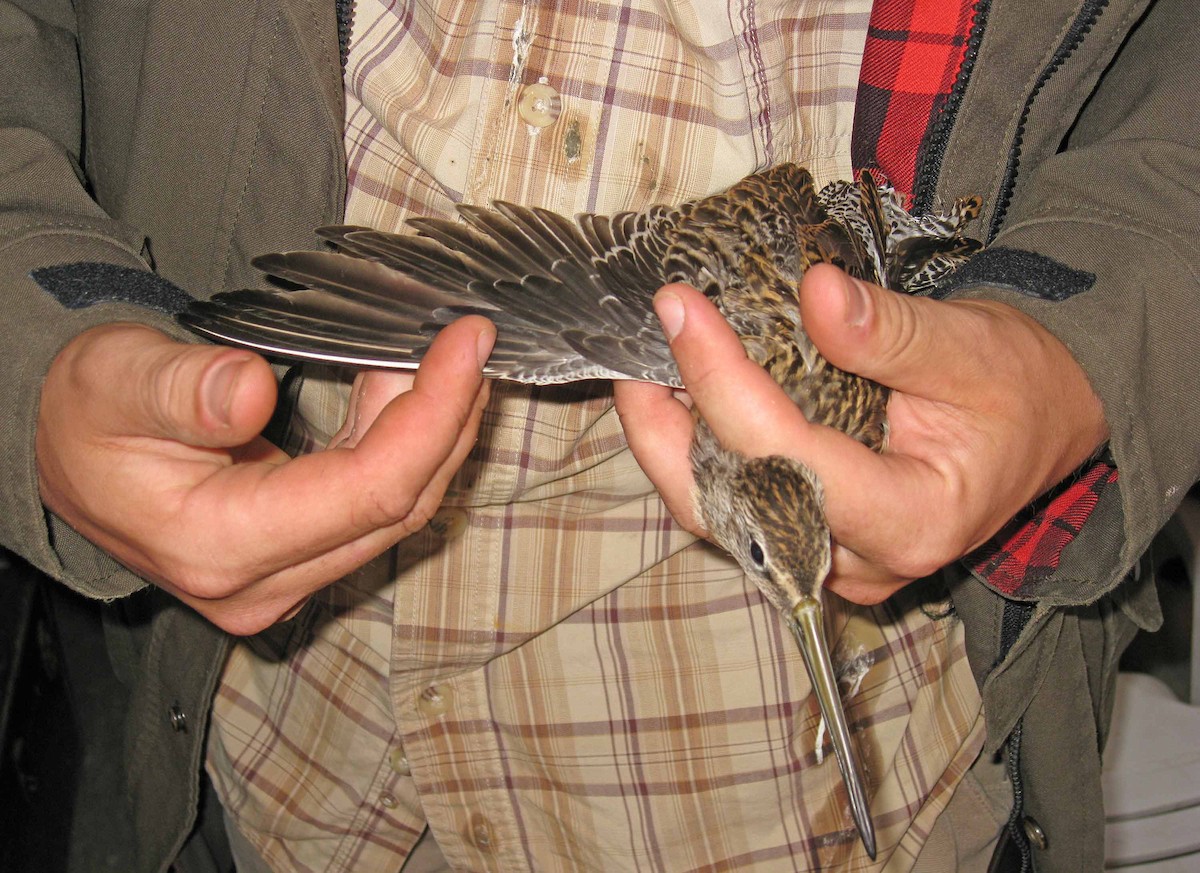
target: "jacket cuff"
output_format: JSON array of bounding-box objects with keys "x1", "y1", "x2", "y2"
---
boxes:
[
  {"x1": 965, "y1": 460, "x2": 1118, "y2": 599},
  {"x1": 942, "y1": 224, "x2": 1192, "y2": 624},
  {"x1": 0, "y1": 230, "x2": 198, "y2": 599}
]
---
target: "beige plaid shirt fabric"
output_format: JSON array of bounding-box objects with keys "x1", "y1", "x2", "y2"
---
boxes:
[{"x1": 205, "y1": 0, "x2": 985, "y2": 870}]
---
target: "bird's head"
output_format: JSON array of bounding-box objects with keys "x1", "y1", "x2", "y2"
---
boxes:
[
  {"x1": 700, "y1": 453, "x2": 832, "y2": 614},
  {"x1": 691, "y1": 447, "x2": 877, "y2": 860}
]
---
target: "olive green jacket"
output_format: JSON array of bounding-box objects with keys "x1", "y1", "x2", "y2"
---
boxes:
[{"x1": 2, "y1": 0, "x2": 1196, "y2": 870}]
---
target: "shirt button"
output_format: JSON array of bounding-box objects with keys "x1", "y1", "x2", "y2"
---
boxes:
[
  {"x1": 428, "y1": 508, "x2": 468, "y2": 541},
  {"x1": 418, "y1": 684, "x2": 451, "y2": 717},
  {"x1": 380, "y1": 791, "x2": 398, "y2": 809},
  {"x1": 168, "y1": 704, "x2": 188, "y2": 733},
  {"x1": 390, "y1": 747, "x2": 412, "y2": 776},
  {"x1": 1022, "y1": 815, "x2": 1048, "y2": 850},
  {"x1": 468, "y1": 812, "x2": 495, "y2": 851},
  {"x1": 517, "y1": 80, "x2": 561, "y2": 128}
]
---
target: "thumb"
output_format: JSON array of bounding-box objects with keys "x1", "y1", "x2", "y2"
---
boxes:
[
  {"x1": 79, "y1": 324, "x2": 278, "y2": 447},
  {"x1": 799, "y1": 263, "x2": 973, "y2": 401}
]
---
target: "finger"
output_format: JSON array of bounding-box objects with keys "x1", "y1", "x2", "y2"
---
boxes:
[
  {"x1": 359, "y1": 315, "x2": 495, "y2": 495},
  {"x1": 186, "y1": 315, "x2": 497, "y2": 568},
  {"x1": 653, "y1": 283, "x2": 962, "y2": 571},
  {"x1": 69, "y1": 323, "x2": 279, "y2": 447},
  {"x1": 330, "y1": 369, "x2": 417, "y2": 449},
  {"x1": 799, "y1": 264, "x2": 991, "y2": 403},
  {"x1": 613, "y1": 379, "x2": 702, "y2": 532},
  {"x1": 653, "y1": 284, "x2": 818, "y2": 459},
  {"x1": 653, "y1": 284, "x2": 895, "y2": 493},
  {"x1": 328, "y1": 370, "x2": 367, "y2": 449},
  {"x1": 396, "y1": 369, "x2": 492, "y2": 517}
]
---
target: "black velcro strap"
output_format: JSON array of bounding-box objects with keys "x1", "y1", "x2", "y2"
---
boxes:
[
  {"x1": 933, "y1": 247, "x2": 1095, "y2": 301},
  {"x1": 30, "y1": 262, "x2": 194, "y2": 316}
]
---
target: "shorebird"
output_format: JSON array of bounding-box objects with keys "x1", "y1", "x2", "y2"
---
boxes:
[{"x1": 182, "y1": 162, "x2": 982, "y2": 859}]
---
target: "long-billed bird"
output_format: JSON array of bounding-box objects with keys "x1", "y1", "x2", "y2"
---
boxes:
[{"x1": 181, "y1": 163, "x2": 982, "y2": 859}]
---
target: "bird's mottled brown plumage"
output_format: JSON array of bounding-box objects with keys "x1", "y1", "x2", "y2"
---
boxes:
[{"x1": 181, "y1": 163, "x2": 982, "y2": 860}]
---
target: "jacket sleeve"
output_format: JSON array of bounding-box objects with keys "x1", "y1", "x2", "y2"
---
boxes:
[
  {"x1": 949, "y1": 0, "x2": 1200, "y2": 611},
  {"x1": 0, "y1": 0, "x2": 190, "y2": 598}
]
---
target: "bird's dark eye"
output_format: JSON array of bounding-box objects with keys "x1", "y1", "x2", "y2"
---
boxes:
[{"x1": 749, "y1": 539, "x2": 765, "y2": 568}]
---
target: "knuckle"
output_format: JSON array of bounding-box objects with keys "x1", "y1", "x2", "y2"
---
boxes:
[
  {"x1": 882, "y1": 513, "x2": 971, "y2": 580},
  {"x1": 135, "y1": 353, "x2": 185, "y2": 436},
  {"x1": 874, "y1": 292, "x2": 923, "y2": 366},
  {"x1": 170, "y1": 563, "x2": 251, "y2": 602},
  {"x1": 212, "y1": 608, "x2": 285, "y2": 637},
  {"x1": 162, "y1": 541, "x2": 261, "y2": 603},
  {"x1": 401, "y1": 495, "x2": 439, "y2": 533},
  {"x1": 355, "y1": 488, "x2": 422, "y2": 531},
  {"x1": 889, "y1": 550, "x2": 947, "y2": 582}
]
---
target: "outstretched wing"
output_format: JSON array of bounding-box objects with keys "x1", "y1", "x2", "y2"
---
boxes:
[
  {"x1": 182, "y1": 200, "x2": 687, "y2": 386},
  {"x1": 181, "y1": 163, "x2": 981, "y2": 386}
]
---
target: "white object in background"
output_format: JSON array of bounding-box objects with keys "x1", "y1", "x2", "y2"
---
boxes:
[{"x1": 1104, "y1": 495, "x2": 1200, "y2": 869}]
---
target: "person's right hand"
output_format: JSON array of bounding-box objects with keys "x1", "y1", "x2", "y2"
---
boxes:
[
  {"x1": 35, "y1": 318, "x2": 495, "y2": 635},
  {"x1": 615, "y1": 269, "x2": 1108, "y2": 606}
]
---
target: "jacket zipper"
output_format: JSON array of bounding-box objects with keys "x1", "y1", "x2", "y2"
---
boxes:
[
  {"x1": 913, "y1": 0, "x2": 1110, "y2": 242},
  {"x1": 986, "y1": 0, "x2": 1109, "y2": 241},
  {"x1": 911, "y1": 0, "x2": 991, "y2": 216},
  {"x1": 335, "y1": 0, "x2": 355, "y2": 71}
]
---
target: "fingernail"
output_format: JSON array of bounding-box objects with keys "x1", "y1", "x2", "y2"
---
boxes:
[
  {"x1": 476, "y1": 325, "x2": 495, "y2": 368},
  {"x1": 204, "y1": 356, "x2": 251, "y2": 426},
  {"x1": 844, "y1": 276, "x2": 869, "y2": 327},
  {"x1": 655, "y1": 291, "x2": 685, "y2": 341}
]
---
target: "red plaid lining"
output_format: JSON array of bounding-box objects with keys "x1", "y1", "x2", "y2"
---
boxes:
[
  {"x1": 852, "y1": 0, "x2": 1117, "y2": 596},
  {"x1": 967, "y1": 463, "x2": 1119, "y2": 597},
  {"x1": 851, "y1": 0, "x2": 976, "y2": 200}
]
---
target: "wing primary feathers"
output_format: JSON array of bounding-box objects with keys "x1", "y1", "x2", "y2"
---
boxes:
[
  {"x1": 452, "y1": 205, "x2": 561, "y2": 277},
  {"x1": 183, "y1": 162, "x2": 980, "y2": 393},
  {"x1": 350, "y1": 233, "x2": 484, "y2": 292},
  {"x1": 404, "y1": 217, "x2": 532, "y2": 284},
  {"x1": 250, "y1": 251, "x2": 481, "y2": 315}
]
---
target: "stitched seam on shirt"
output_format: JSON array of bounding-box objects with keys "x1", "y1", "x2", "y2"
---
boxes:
[{"x1": 743, "y1": 0, "x2": 773, "y2": 164}]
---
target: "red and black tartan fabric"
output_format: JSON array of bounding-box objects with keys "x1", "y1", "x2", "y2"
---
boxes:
[
  {"x1": 967, "y1": 463, "x2": 1119, "y2": 597},
  {"x1": 851, "y1": 0, "x2": 976, "y2": 201},
  {"x1": 851, "y1": 0, "x2": 1120, "y2": 596}
]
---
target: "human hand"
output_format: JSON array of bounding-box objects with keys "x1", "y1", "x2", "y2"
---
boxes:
[
  {"x1": 614, "y1": 264, "x2": 1108, "y2": 605},
  {"x1": 36, "y1": 317, "x2": 494, "y2": 633}
]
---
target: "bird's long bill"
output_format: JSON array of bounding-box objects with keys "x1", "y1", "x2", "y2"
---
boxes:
[{"x1": 788, "y1": 596, "x2": 877, "y2": 860}]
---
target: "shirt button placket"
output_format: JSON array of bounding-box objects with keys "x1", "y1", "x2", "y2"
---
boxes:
[
  {"x1": 418, "y1": 684, "x2": 451, "y2": 718},
  {"x1": 516, "y1": 79, "x2": 561, "y2": 129},
  {"x1": 467, "y1": 811, "x2": 496, "y2": 853},
  {"x1": 390, "y1": 746, "x2": 412, "y2": 777}
]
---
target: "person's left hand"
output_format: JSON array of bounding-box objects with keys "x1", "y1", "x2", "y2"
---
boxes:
[{"x1": 614, "y1": 264, "x2": 1109, "y2": 605}]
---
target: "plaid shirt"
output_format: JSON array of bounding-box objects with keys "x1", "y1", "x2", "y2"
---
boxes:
[{"x1": 206, "y1": 1, "x2": 987, "y2": 870}]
